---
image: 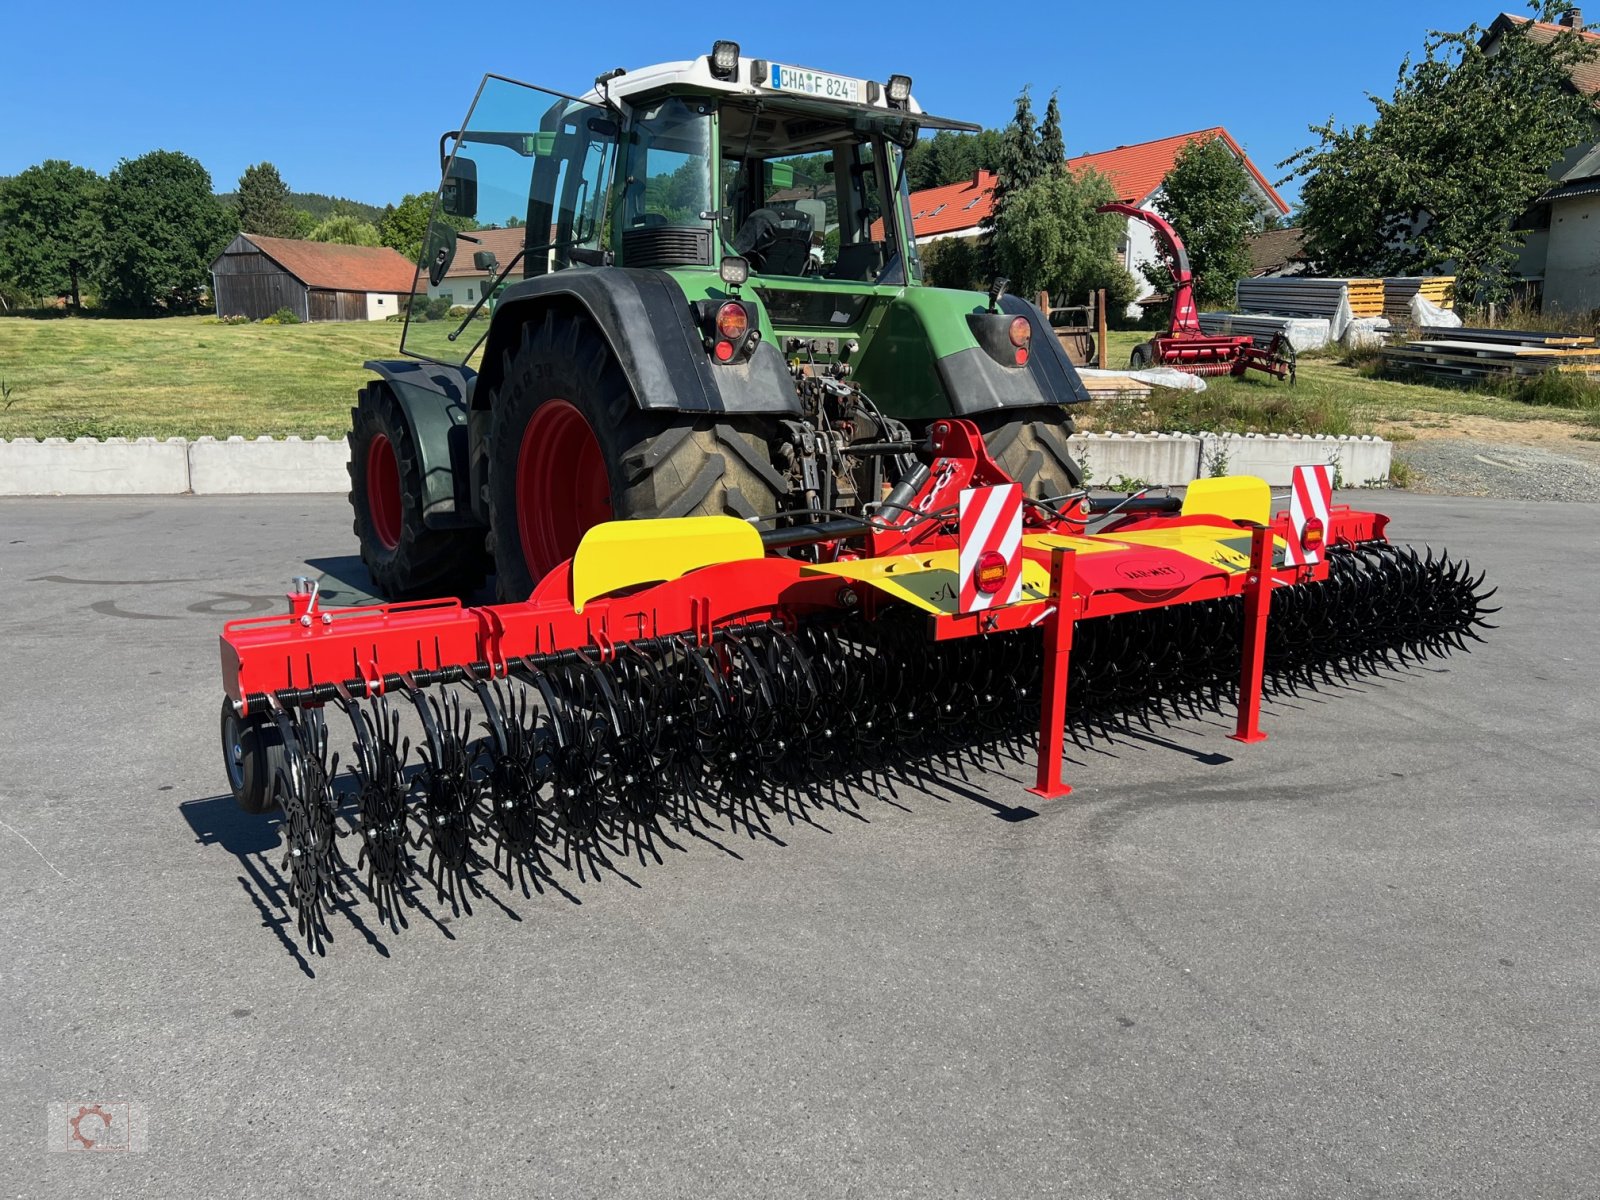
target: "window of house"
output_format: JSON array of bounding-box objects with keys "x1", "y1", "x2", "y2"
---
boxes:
[{"x1": 467, "y1": 287, "x2": 475, "y2": 301}]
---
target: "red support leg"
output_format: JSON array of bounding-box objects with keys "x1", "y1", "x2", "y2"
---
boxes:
[
  {"x1": 1229, "y1": 524, "x2": 1273, "y2": 744},
  {"x1": 1028, "y1": 547, "x2": 1077, "y2": 799}
]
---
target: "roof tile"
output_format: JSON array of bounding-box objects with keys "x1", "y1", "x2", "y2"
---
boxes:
[{"x1": 230, "y1": 235, "x2": 419, "y2": 293}]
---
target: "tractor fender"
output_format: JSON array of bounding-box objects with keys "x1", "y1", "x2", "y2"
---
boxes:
[
  {"x1": 362, "y1": 359, "x2": 481, "y2": 529},
  {"x1": 935, "y1": 294, "x2": 1092, "y2": 416},
  {"x1": 475, "y1": 267, "x2": 801, "y2": 417}
]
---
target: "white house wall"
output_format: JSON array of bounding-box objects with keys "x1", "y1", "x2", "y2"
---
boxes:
[
  {"x1": 364, "y1": 292, "x2": 401, "y2": 322},
  {"x1": 1544, "y1": 192, "x2": 1600, "y2": 313}
]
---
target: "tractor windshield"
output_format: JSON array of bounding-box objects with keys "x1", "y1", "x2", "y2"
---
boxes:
[{"x1": 718, "y1": 101, "x2": 914, "y2": 284}]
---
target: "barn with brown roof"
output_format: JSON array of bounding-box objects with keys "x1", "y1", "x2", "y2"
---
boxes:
[{"x1": 210, "y1": 234, "x2": 419, "y2": 322}]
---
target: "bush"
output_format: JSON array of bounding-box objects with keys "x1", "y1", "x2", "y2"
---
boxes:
[
  {"x1": 426, "y1": 296, "x2": 453, "y2": 320},
  {"x1": 1488, "y1": 369, "x2": 1600, "y2": 410},
  {"x1": 447, "y1": 305, "x2": 471, "y2": 318},
  {"x1": 259, "y1": 306, "x2": 301, "y2": 326}
]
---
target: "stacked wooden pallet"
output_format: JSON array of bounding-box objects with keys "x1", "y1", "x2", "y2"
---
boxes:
[
  {"x1": 1076, "y1": 371, "x2": 1154, "y2": 401},
  {"x1": 1383, "y1": 326, "x2": 1600, "y2": 381},
  {"x1": 1383, "y1": 276, "x2": 1455, "y2": 324},
  {"x1": 1342, "y1": 278, "x2": 1386, "y2": 318}
]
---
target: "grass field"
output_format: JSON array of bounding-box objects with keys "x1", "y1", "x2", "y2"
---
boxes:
[{"x1": 1, "y1": 316, "x2": 1596, "y2": 442}]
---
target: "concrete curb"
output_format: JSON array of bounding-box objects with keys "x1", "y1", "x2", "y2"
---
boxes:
[
  {"x1": 0, "y1": 431, "x2": 1393, "y2": 496},
  {"x1": 0, "y1": 435, "x2": 349, "y2": 497}
]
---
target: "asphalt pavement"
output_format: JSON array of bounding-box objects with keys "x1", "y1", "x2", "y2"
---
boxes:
[{"x1": 0, "y1": 492, "x2": 1595, "y2": 1198}]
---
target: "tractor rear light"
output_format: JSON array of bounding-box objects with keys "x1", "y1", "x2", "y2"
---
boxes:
[
  {"x1": 1014, "y1": 347, "x2": 1029, "y2": 366},
  {"x1": 716, "y1": 302, "x2": 748, "y2": 341},
  {"x1": 713, "y1": 339, "x2": 736, "y2": 362},
  {"x1": 1008, "y1": 316, "x2": 1031, "y2": 346},
  {"x1": 974, "y1": 549, "x2": 1008, "y2": 594},
  {"x1": 1301, "y1": 516, "x2": 1325, "y2": 553}
]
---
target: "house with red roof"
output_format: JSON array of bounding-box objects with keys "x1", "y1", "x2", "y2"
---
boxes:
[
  {"x1": 902, "y1": 127, "x2": 1290, "y2": 310},
  {"x1": 210, "y1": 234, "x2": 419, "y2": 322}
]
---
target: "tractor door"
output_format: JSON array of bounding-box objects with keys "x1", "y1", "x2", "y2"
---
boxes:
[{"x1": 402, "y1": 74, "x2": 619, "y2": 367}]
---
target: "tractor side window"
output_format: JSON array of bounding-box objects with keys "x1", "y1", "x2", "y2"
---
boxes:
[
  {"x1": 403, "y1": 75, "x2": 617, "y2": 367},
  {"x1": 616, "y1": 98, "x2": 714, "y2": 266}
]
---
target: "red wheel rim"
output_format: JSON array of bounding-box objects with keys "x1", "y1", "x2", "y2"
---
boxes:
[
  {"x1": 516, "y1": 399, "x2": 612, "y2": 580},
  {"x1": 366, "y1": 432, "x2": 402, "y2": 551}
]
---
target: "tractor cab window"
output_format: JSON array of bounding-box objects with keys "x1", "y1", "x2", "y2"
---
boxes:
[
  {"x1": 719, "y1": 102, "x2": 899, "y2": 282},
  {"x1": 616, "y1": 98, "x2": 716, "y2": 268},
  {"x1": 403, "y1": 74, "x2": 618, "y2": 367}
]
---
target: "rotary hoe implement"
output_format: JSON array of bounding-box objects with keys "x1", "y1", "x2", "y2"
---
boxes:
[
  {"x1": 218, "y1": 421, "x2": 1494, "y2": 953},
  {"x1": 215, "y1": 45, "x2": 1494, "y2": 952}
]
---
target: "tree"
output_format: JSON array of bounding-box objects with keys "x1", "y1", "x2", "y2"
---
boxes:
[
  {"x1": 379, "y1": 191, "x2": 477, "y2": 263},
  {"x1": 308, "y1": 213, "x2": 382, "y2": 246},
  {"x1": 906, "y1": 129, "x2": 1005, "y2": 190},
  {"x1": 1283, "y1": 1, "x2": 1598, "y2": 305},
  {"x1": 989, "y1": 86, "x2": 1049, "y2": 227},
  {"x1": 1038, "y1": 93, "x2": 1066, "y2": 172},
  {"x1": 96, "y1": 150, "x2": 235, "y2": 312},
  {"x1": 234, "y1": 162, "x2": 299, "y2": 238},
  {"x1": 1149, "y1": 137, "x2": 1263, "y2": 309},
  {"x1": 990, "y1": 167, "x2": 1134, "y2": 305},
  {"x1": 0, "y1": 160, "x2": 103, "y2": 306}
]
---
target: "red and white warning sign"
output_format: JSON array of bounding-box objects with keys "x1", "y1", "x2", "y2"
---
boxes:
[
  {"x1": 958, "y1": 483, "x2": 1024, "y2": 611},
  {"x1": 1286, "y1": 463, "x2": 1334, "y2": 566}
]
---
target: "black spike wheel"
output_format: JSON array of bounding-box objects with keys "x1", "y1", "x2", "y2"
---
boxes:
[
  {"x1": 348, "y1": 382, "x2": 486, "y2": 599},
  {"x1": 486, "y1": 311, "x2": 787, "y2": 601}
]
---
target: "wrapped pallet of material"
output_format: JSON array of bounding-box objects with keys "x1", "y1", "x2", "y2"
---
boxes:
[
  {"x1": 1409, "y1": 294, "x2": 1461, "y2": 329},
  {"x1": 1198, "y1": 312, "x2": 1331, "y2": 352},
  {"x1": 1234, "y1": 278, "x2": 1354, "y2": 340},
  {"x1": 1385, "y1": 277, "x2": 1457, "y2": 325}
]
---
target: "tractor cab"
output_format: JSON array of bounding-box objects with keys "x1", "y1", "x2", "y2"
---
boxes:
[{"x1": 399, "y1": 44, "x2": 977, "y2": 367}]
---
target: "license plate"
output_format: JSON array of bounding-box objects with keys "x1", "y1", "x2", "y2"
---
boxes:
[{"x1": 768, "y1": 63, "x2": 863, "y2": 104}]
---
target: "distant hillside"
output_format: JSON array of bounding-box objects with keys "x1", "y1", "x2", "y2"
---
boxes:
[{"x1": 216, "y1": 190, "x2": 387, "y2": 224}]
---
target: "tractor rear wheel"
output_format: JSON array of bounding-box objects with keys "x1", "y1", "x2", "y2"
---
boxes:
[
  {"x1": 486, "y1": 312, "x2": 787, "y2": 601},
  {"x1": 965, "y1": 406, "x2": 1085, "y2": 501},
  {"x1": 1129, "y1": 341, "x2": 1155, "y2": 369},
  {"x1": 348, "y1": 382, "x2": 485, "y2": 599}
]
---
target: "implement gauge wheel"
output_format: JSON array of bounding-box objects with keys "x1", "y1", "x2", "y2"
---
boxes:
[
  {"x1": 220, "y1": 699, "x2": 287, "y2": 814},
  {"x1": 347, "y1": 382, "x2": 485, "y2": 599},
  {"x1": 485, "y1": 311, "x2": 785, "y2": 602}
]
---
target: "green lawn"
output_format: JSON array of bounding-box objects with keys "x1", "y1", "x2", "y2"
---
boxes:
[
  {"x1": 1, "y1": 315, "x2": 1595, "y2": 442},
  {"x1": 1094, "y1": 329, "x2": 1600, "y2": 439},
  {"x1": 0, "y1": 315, "x2": 402, "y2": 440}
]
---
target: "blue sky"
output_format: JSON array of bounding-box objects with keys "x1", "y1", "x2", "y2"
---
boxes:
[{"x1": 0, "y1": 0, "x2": 1527, "y2": 208}]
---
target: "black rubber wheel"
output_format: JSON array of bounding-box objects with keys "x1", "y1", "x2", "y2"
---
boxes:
[
  {"x1": 486, "y1": 311, "x2": 787, "y2": 602},
  {"x1": 220, "y1": 698, "x2": 288, "y2": 814},
  {"x1": 347, "y1": 381, "x2": 486, "y2": 599},
  {"x1": 965, "y1": 406, "x2": 1085, "y2": 501},
  {"x1": 1129, "y1": 341, "x2": 1155, "y2": 369}
]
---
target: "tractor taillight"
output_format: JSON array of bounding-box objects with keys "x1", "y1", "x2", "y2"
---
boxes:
[
  {"x1": 974, "y1": 549, "x2": 1008, "y2": 594},
  {"x1": 716, "y1": 302, "x2": 748, "y2": 340},
  {"x1": 1014, "y1": 347, "x2": 1029, "y2": 366},
  {"x1": 1301, "y1": 517, "x2": 1325, "y2": 552},
  {"x1": 1008, "y1": 316, "x2": 1031, "y2": 346},
  {"x1": 713, "y1": 339, "x2": 736, "y2": 362}
]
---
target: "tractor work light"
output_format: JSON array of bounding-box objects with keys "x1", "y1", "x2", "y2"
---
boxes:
[
  {"x1": 719, "y1": 255, "x2": 750, "y2": 287},
  {"x1": 710, "y1": 40, "x2": 740, "y2": 80},
  {"x1": 886, "y1": 74, "x2": 912, "y2": 107}
]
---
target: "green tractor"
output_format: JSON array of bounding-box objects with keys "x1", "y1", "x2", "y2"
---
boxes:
[{"x1": 350, "y1": 42, "x2": 1089, "y2": 601}]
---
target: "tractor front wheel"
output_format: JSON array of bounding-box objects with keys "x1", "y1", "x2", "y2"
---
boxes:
[
  {"x1": 347, "y1": 382, "x2": 485, "y2": 599},
  {"x1": 486, "y1": 312, "x2": 786, "y2": 601}
]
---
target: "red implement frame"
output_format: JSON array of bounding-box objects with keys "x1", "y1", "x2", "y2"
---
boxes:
[
  {"x1": 1096, "y1": 202, "x2": 1294, "y2": 382},
  {"x1": 222, "y1": 420, "x2": 1387, "y2": 800}
]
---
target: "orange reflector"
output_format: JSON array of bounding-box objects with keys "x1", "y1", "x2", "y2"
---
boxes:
[
  {"x1": 974, "y1": 549, "x2": 1008, "y2": 594},
  {"x1": 1301, "y1": 516, "x2": 1325, "y2": 551},
  {"x1": 716, "y1": 302, "x2": 748, "y2": 340}
]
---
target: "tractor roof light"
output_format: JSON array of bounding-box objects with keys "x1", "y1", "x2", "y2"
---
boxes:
[
  {"x1": 710, "y1": 40, "x2": 740, "y2": 80},
  {"x1": 885, "y1": 74, "x2": 913, "y2": 107}
]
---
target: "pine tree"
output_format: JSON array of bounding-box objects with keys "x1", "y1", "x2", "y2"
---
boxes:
[
  {"x1": 1037, "y1": 93, "x2": 1066, "y2": 174},
  {"x1": 235, "y1": 162, "x2": 299, "y2": 238}
]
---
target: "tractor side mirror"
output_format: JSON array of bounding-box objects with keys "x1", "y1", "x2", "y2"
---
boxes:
[
  {"x1": 473, "y1": 250, "x2": 498, "y2": 273},
  {"x1": 441, "y1": 156, "x2": 478, "y2": 219}
]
